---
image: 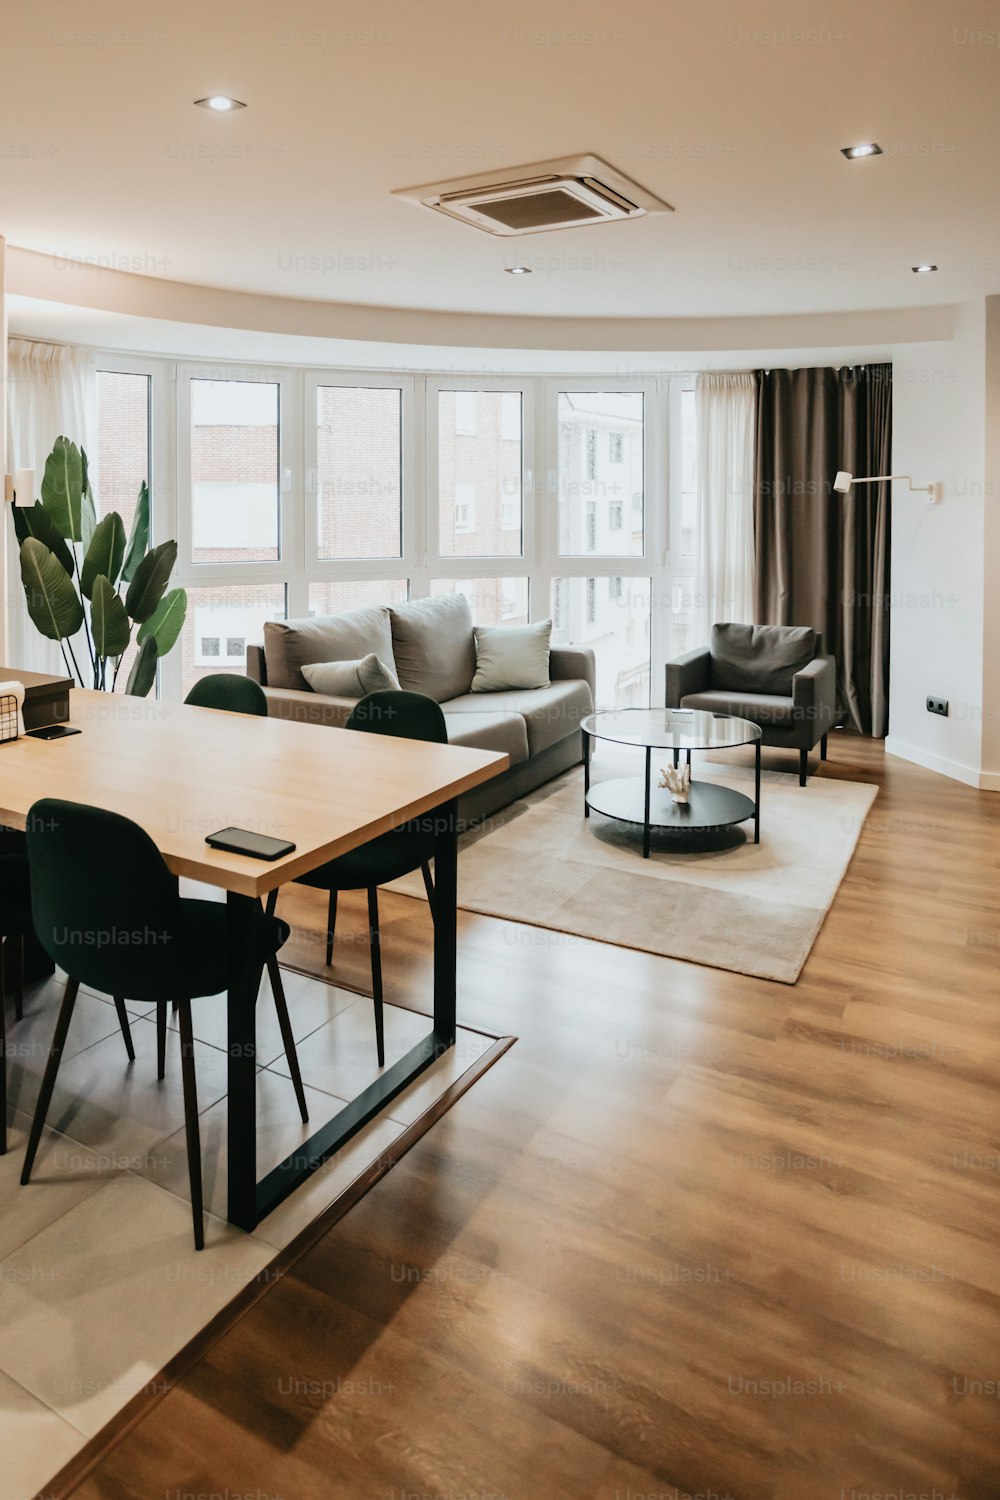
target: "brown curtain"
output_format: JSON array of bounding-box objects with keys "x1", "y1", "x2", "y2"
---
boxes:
[{"x1": 753, "y1": 364, "x2": 891, "y2": 736}]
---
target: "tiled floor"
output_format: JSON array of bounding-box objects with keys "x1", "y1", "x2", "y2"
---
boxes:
[{"x1": 0, "y1": 965, "x2": 497, "y2": 1500}]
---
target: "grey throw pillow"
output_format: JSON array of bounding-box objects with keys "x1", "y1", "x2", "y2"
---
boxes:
[
  {"x1": 472, "y1": 620, "x2": 552, "y2": 692},
  {"x1": 264, "y1": 606, "x2": 395, "y2": 691},
  {"x1": 389, "y1": 594, "x2": 476, "y2": 702},
  {"x1": 302, "y1": 654, "x2": 400, "y2": 698}
]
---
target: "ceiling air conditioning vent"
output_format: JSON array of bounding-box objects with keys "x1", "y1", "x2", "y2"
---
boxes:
[{"x1": 393, "y1": 154, "x2": 673, "y2": 237}]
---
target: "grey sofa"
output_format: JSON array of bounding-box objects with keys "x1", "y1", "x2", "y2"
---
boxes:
[
  {"x1": 246, "y1": 594, "x2": 595, "y2": 823},
  {"x1": 665, "y1": 623, "x2": 837, "y2": 785}
]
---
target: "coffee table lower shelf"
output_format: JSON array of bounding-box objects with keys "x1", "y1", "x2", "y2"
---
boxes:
[{"x1": 586, "y1": 776, "x2": 758, "y2": 856}]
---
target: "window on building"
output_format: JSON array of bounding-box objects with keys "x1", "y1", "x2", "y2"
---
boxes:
[
  {"x1": 609, "y1": 576, "x2": 623, "y2": 600},
  {"x1": 453, "y1": 391, "x2": 478, "y2": 436},
  {"x1": 558, "y1": 392, "x2": 644, "y2": 557},
  {"x1": 586, "y1": 577, "x2": 596, "y2": 624},
  {"x1": 430, "y1": 576, "x2": 528, "y2": 626},
  {"x1": 609, "y1": 501, "x2": 623, "y2": 530},
  {"x1": 586, "y1": 428, "x2": 597, "y2": 481},
  {"x1": 179, "y1": 583, "x2": 286, "y2": 698},
  {"x1": 454, "y1": 481, "x2": 476, "y2": 533},
  {"x1": 609, "y1": 431, "x2": 624, "y2": 463},
  {"x1": 586, "y1": 501, "x2": 596, "y2": 552}
]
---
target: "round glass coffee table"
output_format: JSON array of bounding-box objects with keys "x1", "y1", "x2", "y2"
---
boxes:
[{"x1": 581, "y1": 708, "x2": 762, "y2": 858}]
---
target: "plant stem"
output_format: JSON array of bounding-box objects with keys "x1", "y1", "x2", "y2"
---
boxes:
[
  {"x1": 65, "y1": 636, "x2": 86, "y2": 689},
  {"x1": 58, "y1": 640, "x2": 76, "y2": 685},
  {"x1": 74, "y1": 544, "x2": 98, "y2": 686}
]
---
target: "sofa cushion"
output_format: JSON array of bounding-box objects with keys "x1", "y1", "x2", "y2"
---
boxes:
[
  {"x1": 472, "y1": 619, "x2": 552, "y2": 692},
  {"x1": 443, "y1": 708, "x2": 529, "y2": 765},
  {"x1": 390, "y1": 595, "x2": 475, "y2": 703},
  {"x1": 710, "y1": 623, "x2": 816, "y2": 695},
  {"x1": 446, "y1": 679, "x2": 592, "y2": 757},
  {"x1": 680, "y1": 689, "x2": 795, "y2": 727},
  {"x1": 301, "y1": 654, "x2": 400, "y2": 698},
  {"x1": 265, "y1": 607, "x2": 394, "y2": 691}
]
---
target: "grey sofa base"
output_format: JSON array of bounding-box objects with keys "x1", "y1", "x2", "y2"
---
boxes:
[{"x1": 456, "y1": 731, "x2": 584, "y2": 828}]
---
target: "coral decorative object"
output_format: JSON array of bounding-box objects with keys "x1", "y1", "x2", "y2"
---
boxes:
[{"x1": 659, "y1": 762, "x2": 691, "y2": 804}]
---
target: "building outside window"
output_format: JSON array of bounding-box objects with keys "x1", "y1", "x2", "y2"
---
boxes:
[{"x1": 609, "y1": 431, "x2": 624, "y2": 462}]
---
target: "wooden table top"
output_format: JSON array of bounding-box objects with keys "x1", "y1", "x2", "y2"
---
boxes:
[{"x1": 0, "y1": 690, "x2": 508, "y2": 897}]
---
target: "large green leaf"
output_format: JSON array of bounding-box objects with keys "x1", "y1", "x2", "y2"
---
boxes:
[
  {"x1": 80, "y1": 511, "x2": 126, "y2": 599},
  {"x1": 80, "y1": 447, "x2": 97, "y2": 554},
  {"x1": 40, "y1": 436, "x2": 84, "y2": 542},
  {"x1": 125, "y1": 539, "x2": 176, "y2": 623},
  {"x1": 19, "y1": 537, "x2": 84, "y2": 641},
  {"x1": 90, "y1": 574, "x2": 131, "y2": 660},
  {"x1": 121, "y1": 482, "x2": 149, "y2": 583},
  {"x1": 125, "y1": 634, "x2": 158, "y2": 696},
  {"x1": 137, "y1": 587, "x2": 187, "y2": 658},
  {"x1": 13, "y1": 503, "x2": 75, "y2": 576}
]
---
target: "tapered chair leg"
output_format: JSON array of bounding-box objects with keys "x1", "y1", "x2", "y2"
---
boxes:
[
  {"x1": 799, "y1": 748, "x2": 808, "y2": 787},
  {"x1": 820, "y1": 733, "x2": 828, "y2": 760},
  {"x1": 325, "y1": 888, "x2": 338, "y2": 968},
  {"x1": 156, "y1": 1000, "x2": 167, "y2": 1080},
  {"x1": 367, "y1": 887, "x2": 385, "y2": 1067},
  {"x1": 21, "y1": 976, "x2": 80, "y2": 1184},
  {"x1": 176, "y1": 1000, "x2": 204, "y2": 1251},
  {"x1": 14, "y1": 935, "x2": 24, "y2": 1022},
  {"x1": 420, "y1": 861, "x2": 435, "y2": 918},
  {"x1": 266, "y1": 955, "x2": 308, "y2": 1123},
  {"x1": 113, "y1": 996, "x2": 135, "y2": 1063}
]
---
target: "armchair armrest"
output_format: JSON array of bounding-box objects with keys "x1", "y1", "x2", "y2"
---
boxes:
[
  {"x1": 550, "y1": 645, "x2": 596, "y2": 703},
  {"x1": 261, "y1": 686, "x2": 355, "y2": 729},
  {"x1": 666, "y1": 648, "x2": 711, "y2": 707},
  {"x1": 792, "y1": 656, "x2": 838, "y2": 739}
]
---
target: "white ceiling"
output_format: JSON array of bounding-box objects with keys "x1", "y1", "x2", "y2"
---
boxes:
[{"x1": 1, "y1": 0, "x2": 998, "y2": 323}]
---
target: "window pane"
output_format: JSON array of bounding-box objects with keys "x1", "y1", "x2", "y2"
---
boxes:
[
  {"x1": 179, "y1": 584, "x2": 285, "y2": 698},
  {"x1": 552, "y1": 576, "x2": 650, "y2": 707},
  {"x1": 430, "y1": 578, "x2": 528, "y2": 626},
  {"x1": 308, "y1": 580, "x2": 408, "y2": 616},
  {"x1": 96, "y1": 371, "x2": 150, "y2": 542},
  {"x1": 438, "y1": 391, "x2": 522, "y2": 558},
  {"x1": 679, "y1": 387, "x2": 698, "y2": 560},
  {"x1": 316, "y1": 386, "x2": 402, "y2": 560},
  {"x1": 191, "y1": 379, "x2": 279, "y2": 563},
  {"x1": 558, "y1": 392, "x2": 643, "y2": 557}
]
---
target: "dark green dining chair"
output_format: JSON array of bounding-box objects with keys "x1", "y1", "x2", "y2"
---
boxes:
[
  {"x1": 184, "y1": 674, "x2": 268, "y2": 716},
  {"x1": 21, "y1": 798, "x2": 300, "y2": 1249},
  {"x1": 2, "y1": 842, "x2": 134, "y2": 1156},
  {"x1": 266, "y1": 690, "x2": 444, "y2": 1068}
]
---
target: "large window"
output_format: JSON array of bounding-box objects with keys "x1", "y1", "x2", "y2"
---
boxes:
[
  {"x1": 95, "y1": 360, "x2": 701, "y2": 707},
  {"x1": 437, "y1": 390, "x2": 522, "y2": 558},
  {"x1": 190, "y1": 379, "x2": 280, "y2": 564}
]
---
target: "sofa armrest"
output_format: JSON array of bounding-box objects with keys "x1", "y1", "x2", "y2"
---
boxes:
[
  {"x1": 246, "y1": 644, "x2": 266, "y2": 685},
  {"x1": 666, "y1": 648, "x2": 711, "y2": 706},
  {"x1": 550, "y1": 646, "x2": 596, "y2": 703},
  {"x1": 792, "y1": 656, "x2": 838, "y2": 737},
  {"x1": 261, "y1": 686, "x2": 355, "y2": 729}
]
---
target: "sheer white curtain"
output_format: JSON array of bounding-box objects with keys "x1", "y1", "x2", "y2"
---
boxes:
[
  {"x1": 693, "y1": 371, "x2": 756, "y2": 643},
  {"x1": 5, "y1": 338, "x2": 96, "y2": 673}
]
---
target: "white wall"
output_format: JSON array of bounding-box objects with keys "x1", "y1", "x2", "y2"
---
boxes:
[{"x1": 888, "y1": 301, "x2": 988, "y2": 786}]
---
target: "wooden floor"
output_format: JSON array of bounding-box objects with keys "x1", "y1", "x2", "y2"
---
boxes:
[{"x1": 69, "y1": 738, "x2": 1000, "y2": 1500}]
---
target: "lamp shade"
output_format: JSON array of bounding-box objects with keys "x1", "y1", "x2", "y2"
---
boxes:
[{"x1": 833, "y1": 470, "x2": 853, "y2": 494}]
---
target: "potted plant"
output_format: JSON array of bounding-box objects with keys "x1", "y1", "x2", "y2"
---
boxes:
[{"x1": 11, "y1": 435, "x2": 186, "y2": 695}]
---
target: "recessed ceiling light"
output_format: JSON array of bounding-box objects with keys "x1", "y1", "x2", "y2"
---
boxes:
[
  {"x1": 195, "y1": 95, "x2": 246, "y2": 112},
  {"x1": 841, "y1": 142, "x2": 882, "y2": 159},
  {"x1": 912, "y1": 264, "x2": 938, "y2": 273},
  {"x1": 505, "y1": 265, "x2": 532, "y2": 275}
]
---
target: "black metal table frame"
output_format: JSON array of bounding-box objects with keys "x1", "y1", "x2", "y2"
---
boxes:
[
  {"x1": 583, "y1": 732, "x2": 761, "y2": 858},
  {"x1": 225, "y1": 798, "x2": 458, "y2": 1231}
]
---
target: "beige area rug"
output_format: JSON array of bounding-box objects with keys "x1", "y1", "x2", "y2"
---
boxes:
[{"x1": 391, "y1": 748, "x2": 878, "y2": 984}]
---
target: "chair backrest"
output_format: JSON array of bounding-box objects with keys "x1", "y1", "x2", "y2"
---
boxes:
[
  {"x1": 346, "y1": 690, "x2": 447, "y2": 744},
  {"x1": 26, "y1": 798, "x2": 184, "y2": 998},
  {"x1": 710, "y1": 623, "x2": 820, "y2": 695},
  {"x1": 185, "y1": 674, "x2": 268, "y2": 716}
]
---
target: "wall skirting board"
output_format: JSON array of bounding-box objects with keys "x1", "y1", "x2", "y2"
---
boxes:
[{"x1": 884, "y1": 736, "x2": 997, "y2": 791}]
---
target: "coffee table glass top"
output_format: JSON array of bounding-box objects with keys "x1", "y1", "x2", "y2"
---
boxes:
[{"x1": 582, "y1": 707, "x2": 762, "y2": 751}]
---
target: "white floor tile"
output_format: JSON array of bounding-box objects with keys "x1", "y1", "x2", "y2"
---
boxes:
[
  {"x1": 0, "y1": 1367, "x2": 85, "y2": 1500},
  {"x1": 0, "y1": 1112, "x2": 110, "y2": 1261}
]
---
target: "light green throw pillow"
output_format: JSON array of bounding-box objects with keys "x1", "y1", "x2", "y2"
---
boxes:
[
  {"x1": 302, "y1": 654, "x2": 399, "y2": 698},
  {"x1": 471, "y1": 620, "x2": 552, "y2": 693}
]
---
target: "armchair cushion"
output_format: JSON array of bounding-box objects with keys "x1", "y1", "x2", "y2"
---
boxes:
[
  {"x1": 710, "y1": 623, "x2": 817, "y2": 695},
  {"x1": 679, "y1": 690, "x2": 795, "y2": 727}
]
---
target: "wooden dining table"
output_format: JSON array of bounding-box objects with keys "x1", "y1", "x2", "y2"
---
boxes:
[{"x1": 0, "y1": 689, "x2": 507, "y2": 1230}]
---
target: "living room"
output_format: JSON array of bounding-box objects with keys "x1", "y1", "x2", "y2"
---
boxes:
[{"x1": 1, "y1": 2, "x2": 999, "y2": 1497}]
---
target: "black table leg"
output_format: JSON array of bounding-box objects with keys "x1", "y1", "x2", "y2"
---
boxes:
[
  {"x1": 754, "y1": 740, "x2": 761, "y2": 844},
  {"x1": 432, "y1": 799, "x2": 458, "y2": 1048},
  {"x1": 583, "y1": 729, "x2": 591, "y2": 818},
  {"x1": 643, "y1": 745, "x2": 652, "y2": 859},
  {"x1": 226, "y1": 891, "x2": 261, "y2": 1232}
]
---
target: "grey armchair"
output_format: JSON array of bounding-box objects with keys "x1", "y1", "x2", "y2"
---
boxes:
[{"x1": 665, "y1": 623, "x2": 838, "y2": 785}]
